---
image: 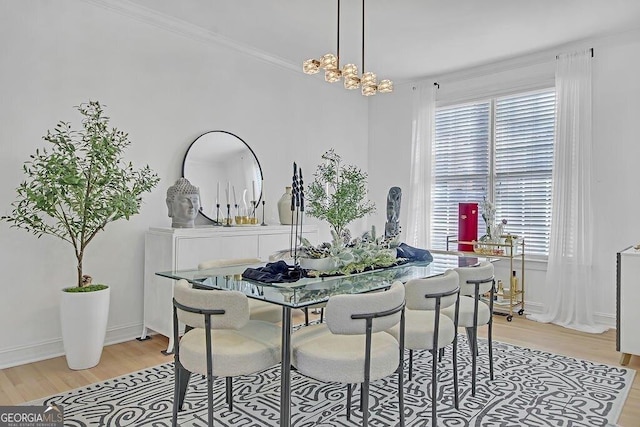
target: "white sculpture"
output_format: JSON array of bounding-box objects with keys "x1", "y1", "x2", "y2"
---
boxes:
[{"x1": 166, "y1": 178, "x2": 201, "y2": 228}]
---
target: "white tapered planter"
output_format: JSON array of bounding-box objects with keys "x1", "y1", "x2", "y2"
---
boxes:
[{"x1": 60, "y1": 286, "x2": 110, "y2": 370}]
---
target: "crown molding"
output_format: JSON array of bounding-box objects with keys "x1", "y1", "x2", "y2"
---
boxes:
[
  {"x1": 408, "y1": 26, "x2": 640, "y2": 89},
  {"x1": 83, "y1": 0, "x2": 300, "y2": 74}
]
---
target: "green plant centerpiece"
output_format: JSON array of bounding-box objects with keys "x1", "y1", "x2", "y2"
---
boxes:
[
  {"x1": 2, "y1": 101, "x2": 160, "y2": 290},
  {"x1": 302, "y1": 149, "x2": 399, "y2": 276},
  {"x1": 307, "y1": 149, "x2": 375, "y2": 240}
]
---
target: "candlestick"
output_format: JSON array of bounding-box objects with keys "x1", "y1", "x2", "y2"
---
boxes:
[
  {"x1": 261, "y1": 200, "x2": 267, "y2": 226},
  {"x1": 225, "y1": 204, "x2": 231, "y2": 226},
  {"x1": 252, "y1": 180, "x2": 256, "y2": 203},
  {"x1": 242, "y1": 189, "x2": 248, "y2": 212},
  {"x1": 251, "y1": 200, "x2": 258, "y2": 224}
]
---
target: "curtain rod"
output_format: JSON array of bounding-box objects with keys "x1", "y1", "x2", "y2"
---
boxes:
[
  {"x1": 556, "y1": 47, "x2": 594, "y2": 60},
  {"x1": 411, "y1": 82, "x2": 439, "y2": 90}
]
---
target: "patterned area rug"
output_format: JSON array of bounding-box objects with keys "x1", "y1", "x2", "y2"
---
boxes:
[{"x1": 29, "y1": 337, "x2": 634, "y2": 426}]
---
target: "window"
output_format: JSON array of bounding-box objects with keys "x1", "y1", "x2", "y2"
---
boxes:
[{"x1": 431, "y1": 89, "x2": 555, "y2": 256}]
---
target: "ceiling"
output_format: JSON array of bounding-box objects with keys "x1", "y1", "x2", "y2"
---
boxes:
[{"x1": 128, "y1": 0, "x2": 640, "y2": 82}]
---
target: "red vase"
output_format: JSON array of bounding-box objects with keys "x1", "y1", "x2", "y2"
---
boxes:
[{"x1": 458, "y1": 203, "x2": 478, "y2": 251}]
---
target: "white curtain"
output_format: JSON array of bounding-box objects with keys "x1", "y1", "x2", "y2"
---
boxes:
[
  {"x1": 528, "y1": 49, "x2": 607, "y2": 333},
  {"x1": 406, "y1": 82, "x2": 437, "y2": 248}
]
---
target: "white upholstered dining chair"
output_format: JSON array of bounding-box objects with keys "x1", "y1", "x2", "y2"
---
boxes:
[
  {"x1": 387, "y1": 269, "x2": 460, "y2": 426},
  {"x1": 441, "y1": 261, "x2": 495, "y2": 397},
  {"x1": 291, "y1": 281, "x2": 406, "y2": 426},
  {"x1": 171, "y1": 279, "x2": 281, "y2": 426},
  {"x1": 198, "y1": 258, "x2": 282, "y2": 323}
]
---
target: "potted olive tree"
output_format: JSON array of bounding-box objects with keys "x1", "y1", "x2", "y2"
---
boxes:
[{"x1": 1, "y1": 101, "x2": 159, "y2": 369}]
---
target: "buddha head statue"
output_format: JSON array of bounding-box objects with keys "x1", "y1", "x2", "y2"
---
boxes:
[{"x1": 166, "y1": 178, "x2": 201, "y2": 228}]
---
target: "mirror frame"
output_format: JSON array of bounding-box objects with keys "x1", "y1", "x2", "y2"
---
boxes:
[{"x1": 181, "y1": 130, "x2": 263, "y2": 223}]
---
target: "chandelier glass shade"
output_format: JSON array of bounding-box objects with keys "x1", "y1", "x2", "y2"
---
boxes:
[
  {"x1": 342, "y1": 63, "x2": 358, "y2": 78},
  {"x1": 303, "y1": 59, "x2": 320, "y2": 74},
  {"x1": 325, "y1": 68, "x2": 342, "y2": 83},
  {"x1": 302, "y1": 0, "x2": 392, "y2": 96},
  {"x1": 320, "y1": 53, "x2": 338, "y2": 70},
  {"x1": 378, "y1": 79, "x2": 393, "y2": 93},
  {"x1": 344, "y1": 75, "x2": 361, "y2": 90},
  {"x1": 361, "y1": 84, "x2": 377, "y2": 96}
]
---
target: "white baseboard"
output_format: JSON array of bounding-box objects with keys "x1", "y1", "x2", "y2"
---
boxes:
[
  {"x1": 594, "y1": 312, "x2": 616, "y2": 329},
  {"x1": 521, "y1": 301, "x2": 616, "y2": 330},
  {"x1": 0, "y1": 323, "x2": 144, "y2": 370},
  {"x1": 0, "y1": 305, "x2": 618, "y2": 370}
]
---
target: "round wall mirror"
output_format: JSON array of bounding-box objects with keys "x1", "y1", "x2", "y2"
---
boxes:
[{"x1": 182, "y1": 130, "x2": 263, "y2": 222}]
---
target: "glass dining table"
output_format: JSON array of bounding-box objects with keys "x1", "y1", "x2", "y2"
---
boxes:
[{"x1": 156, "y1": 252, "x2": 476, "y2": 427}]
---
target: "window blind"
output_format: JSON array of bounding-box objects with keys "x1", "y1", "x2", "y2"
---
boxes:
[
  {"x1": 432, "y1": 102, "x2": 490, "y2": 252},
  {"x1": 431, "y1": 89, "x2": 555, "y2": 257},
  {"x1": 494, "y1": 90, "x2": 555, "y2": 255}
]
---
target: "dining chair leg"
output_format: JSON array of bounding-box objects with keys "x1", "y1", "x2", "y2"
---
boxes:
[
  {"x1": 346, "y1": 384, "x2": 353, "y2": 420},
  {"x1": 207, "y1": 371, "x2": 214, "y2": 426},
  {"x1": 320, "y1": 308, "x2": 325, "y2": 323},
  {"x1": 172, "y1": 361, "x2": 180, "y2": 427},
  {"x1": 399, "y1": 309, "x2": 405, "y2": 427},
  {"x1": 226, "y1": 377, "x2": 233, "y2": 411},
  {"x1": 465, "y1": 327, "x2": 478, "y2": 356},
  {"x1": 471, "y1": 325, "x2": 478, "y2": 397},
  {"x1": 362, "y1": 379, "x2": 370, "y2": 427},
  {"x1": 177, "y1": 366, "x2": 191, "y2": 410},
  {"x1": 398, "y1": 355, "x2": 405, "y2": 427},
  {"x1": 431, "y1": 305, "x2": 441, "y2": 427},
  {"x1": 408, "y1": 350, "x2": 413, "y2": 381},
  {"x1": 488, "y1": 319, "x2": 494, "y2": 381},
  {"x1": 304, "y1": 308, "x2": 310, "y2": 326},
  {"x1": 431, "y1": 345, "x2": 438, "y2": 426},
  {"x1": 453, "y1": 338, "x2": 459, "y2": 409}
]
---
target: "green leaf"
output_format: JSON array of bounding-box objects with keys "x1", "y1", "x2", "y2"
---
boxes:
[{"x1": 1, "y1": 101, "x2": 160, "y2": 287}]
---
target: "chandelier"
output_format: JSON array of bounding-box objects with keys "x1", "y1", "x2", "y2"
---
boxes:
[{"x1": 303, "y1": 0, "x2": 393, "y2": 96}]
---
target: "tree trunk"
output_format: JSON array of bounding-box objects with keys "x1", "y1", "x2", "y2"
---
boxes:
[{"x1": 77, "y1": 257, "x2": 83, "y2": 287}]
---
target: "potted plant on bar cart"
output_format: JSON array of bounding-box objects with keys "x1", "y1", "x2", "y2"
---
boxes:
[{"x1": 1, "y1": 101, "x2": 159, "y2": 369}]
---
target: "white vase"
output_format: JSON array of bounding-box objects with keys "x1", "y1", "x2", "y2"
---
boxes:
[
  {"x1": 60, "y1": 286, "x2": 110, "y2": 370},
  {"x1": 299, "y1": 257, "x2": 338, "y2": 272},
  {"x1": 277, "y1": 186, "x2": 293, "y2": 225}
]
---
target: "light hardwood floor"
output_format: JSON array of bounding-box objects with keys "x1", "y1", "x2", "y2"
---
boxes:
[{"x1": 1, "y1": 315, "x2": 638, "y2": 426}]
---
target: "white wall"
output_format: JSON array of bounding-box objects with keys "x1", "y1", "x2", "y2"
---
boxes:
[
  {"x1": 3, "y1": 2, "x2": 638, "y2": 369},
  {"x1": 368, "y1": 29, "x2": 640, "y2": 327},
  {"x1": 0, "y1": 1, "x2": 368, "y2": 367}
]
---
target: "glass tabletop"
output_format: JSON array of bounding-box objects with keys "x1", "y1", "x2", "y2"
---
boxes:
[{"x1": 156, "y1": 253, "x2": 480, "y2": 309}]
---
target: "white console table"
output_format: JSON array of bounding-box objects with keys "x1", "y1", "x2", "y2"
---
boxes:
[
  {"x1": 142, "y1": 224, "x2": 318, "y2": 353},
  {"x1": 617, "y1": 246, "x2": 640, "y2": 365}
]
